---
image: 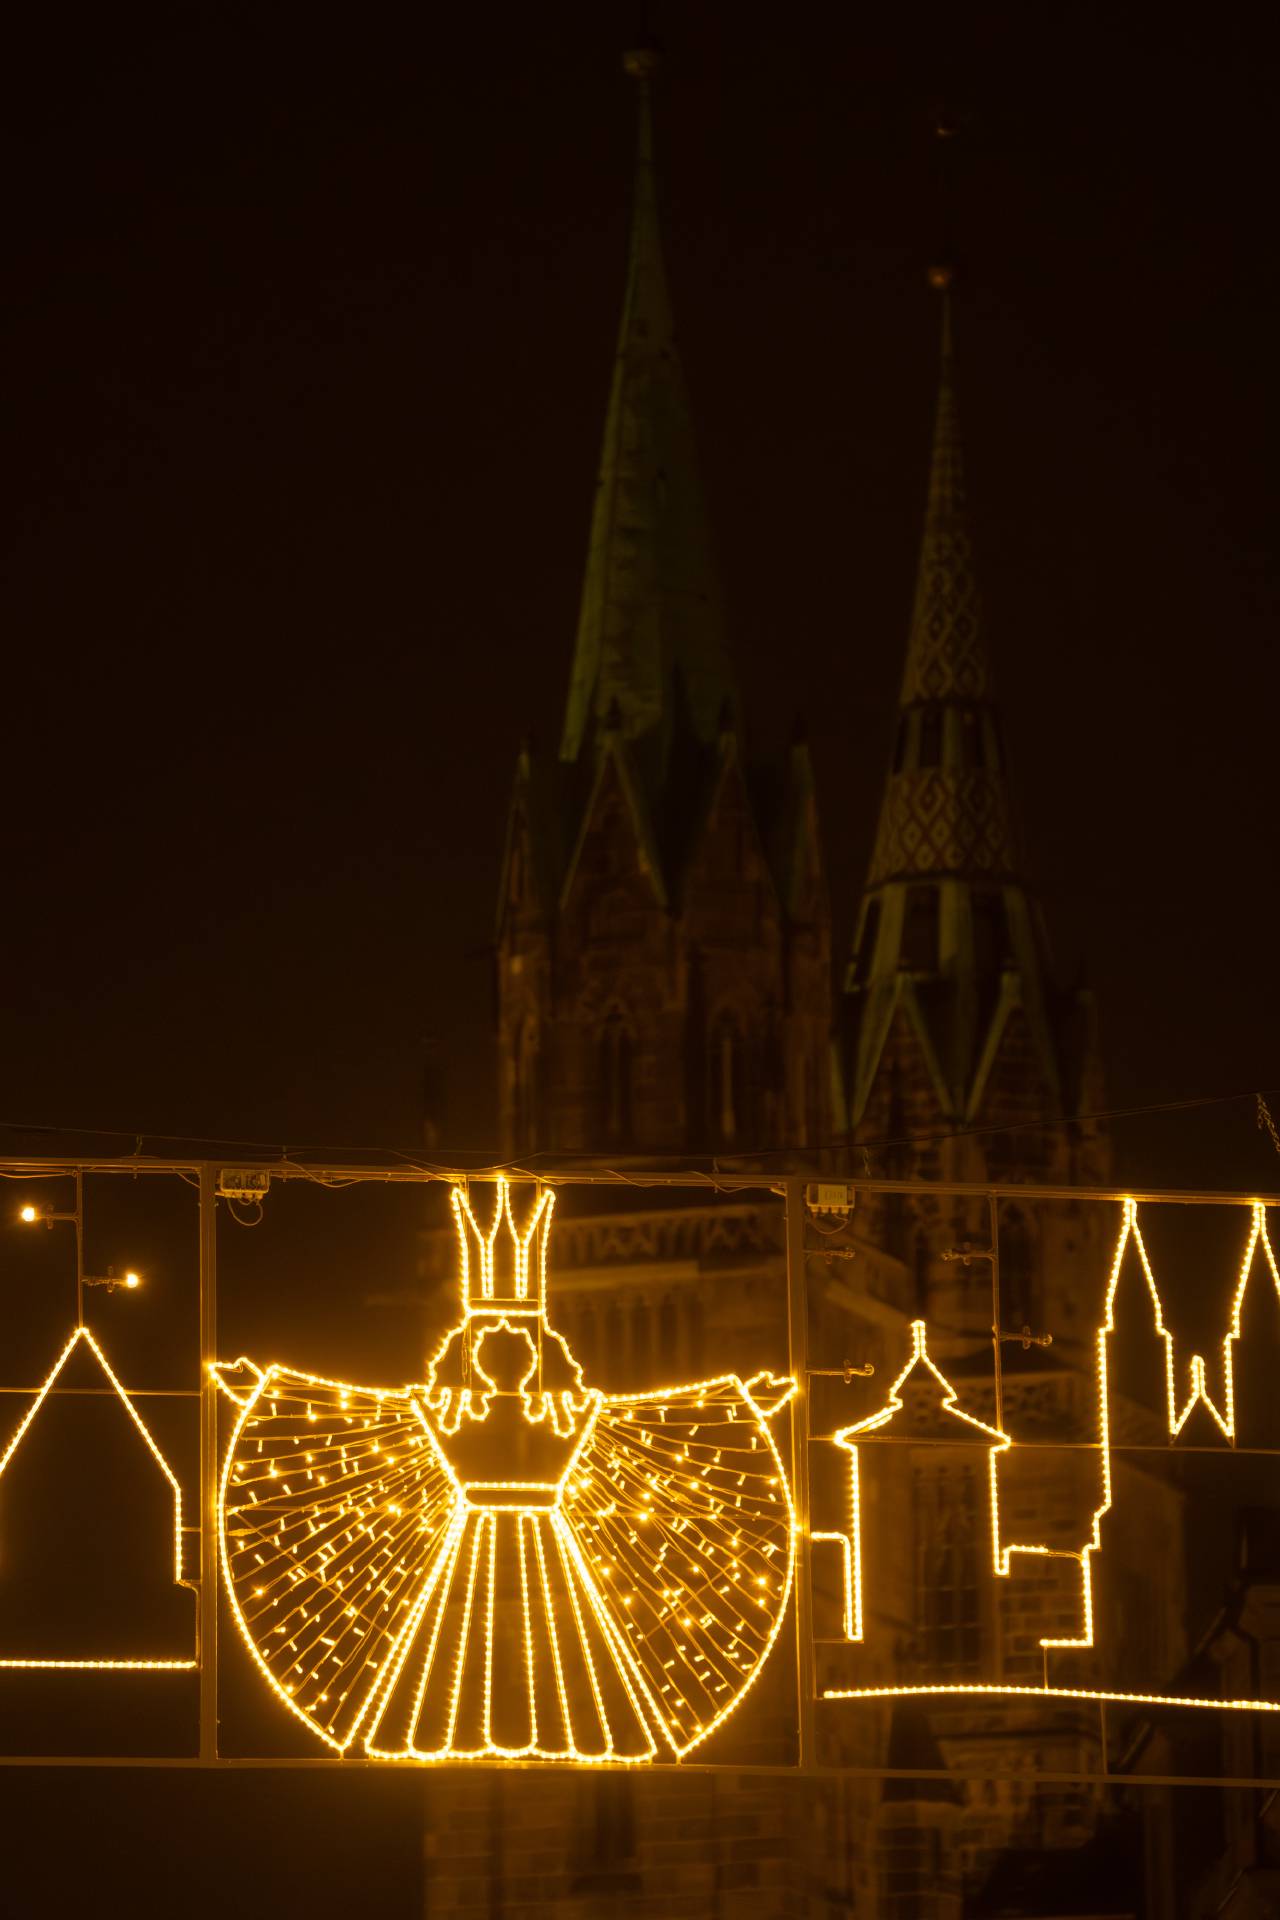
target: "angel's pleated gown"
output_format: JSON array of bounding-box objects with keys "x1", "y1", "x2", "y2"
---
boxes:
[
  {"x1": 364, "y1": 1507, "x2": 656, "y2": 1759},
  {"x1": 219, "y1": 1364, "x2": 793, "y2": 1761}
]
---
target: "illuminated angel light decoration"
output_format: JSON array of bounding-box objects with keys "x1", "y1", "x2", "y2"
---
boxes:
[
  {"x1": 822, "y1": 1204, "x2": 1280, "y2": 1714},
  {"x1": 213, "y1": 1179, "x2": 796, "y2": 1761},
  {"x1": 0, "y1": 1327, "x2": 195, "y2": 1669}
]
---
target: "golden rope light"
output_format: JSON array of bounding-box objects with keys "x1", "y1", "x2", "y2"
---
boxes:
[
  {"x1": 214, "y1": 1178, "x2": 796, "y2": 1760},
  {"x1": 822, "y1": 1202, "x2": 1280, "y2": 1713},
  {"x1": 0, "y1": 1327, "x2": 196, "y2": 1669}
]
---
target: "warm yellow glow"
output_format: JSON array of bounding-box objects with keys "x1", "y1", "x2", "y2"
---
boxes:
[
  {"x1": 215, "y1": 1178, "x2": 796, "y2": 1761},
  {"x1": 450, "y1": 1180, "x2": 552, "y2": 1309},
  {"x1": 822, "y1": 1681, "x2": 1280, "y2": 1712},
  {"x1": 123, "y1": 1271, "x2": 141, "y2": 1290},
  {"x1": 811, "y1": 1527, "x2": 858, "y2": 1641},
  {"x1": 821, "y1": 1203, "x2": 1280, "y2": 1716},
  {"x1": 0, "y1": 1326, "x2": 196, "y2": 1669},
  {"x1": 827, "y1": 1319, "x2": 1008, "y2": 1651},
  {"x1": 0, "y1": 1657, "x2": 194, "y2": 1670},
  {"x1": 1173, "y1": 1201, "x2": 1278, "y2": 1439},
  {"x1": 1033, "y1": 1197, "x2": 1190, "y2": 1653}
]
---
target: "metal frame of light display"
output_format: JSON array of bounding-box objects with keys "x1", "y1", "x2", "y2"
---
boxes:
[
  {"x1": 211, "y1": 1179, "x2": 797, "y2": 1763},
  {"x1": 820, "y1": 1250, "x2": 1280, "y2": 1716},
  {"x1": 0, "y1": 1155, "x2": 1276, "y2": 1777}
]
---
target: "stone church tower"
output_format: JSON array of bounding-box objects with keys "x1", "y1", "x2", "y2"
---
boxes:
[
  {"x1": 495, "y1": 50, "x2": 830, "y2": 1163},
  {"x1": 841, "y1": 286, "x2": 1109, "y2": 1353},
  {"x1": 447, "y1": 52, "x2": 1177, "y2": 1920}
]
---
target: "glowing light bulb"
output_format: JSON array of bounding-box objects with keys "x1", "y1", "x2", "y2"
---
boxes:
[
  {"x1": 19, "y1": 1205, "x2": 37, "y2": 1224},
  {"x1": 123, "y1": 1271, "x2": 141, "y2": 1290}
]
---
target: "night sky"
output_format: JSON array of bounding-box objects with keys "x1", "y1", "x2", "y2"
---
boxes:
[
  {"x1": 4, "y1": 6, "x2": 1277, "y2": 1174},
  {"x1": 0, "y1": 5, "x2": 1278, "y2": 1908}
]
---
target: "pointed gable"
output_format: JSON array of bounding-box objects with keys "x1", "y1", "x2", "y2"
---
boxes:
[
  {"x1": 1099, "y1": 1201, "x2": 1179, "y2": 1435},
  {"x1": 838, "y1": 1319, "x2": 1008, "y2": 1450},
  {"x1": 770, "y1": 729, "x2": 827, "y2": 926},
  {"x1": 559, "y1": 729, "x2": 667, "y2": 927},
  {"x1": 496, "y1": 741, "x2": 563, "y2": 940},
  {"x1": 679, "y1": 730, "x2": 779, "y2": 939},
  {"x1": 1214, "y1": 1203, "x2": 1280, "y2": 1448},
  {"x1": 0, "y1": 1329, "x2": 194, "y2": 1664}
]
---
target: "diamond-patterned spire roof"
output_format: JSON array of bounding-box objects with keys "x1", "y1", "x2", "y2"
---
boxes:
[
  {"x1": 866, "y1": 297, "x2": 1017, "y2": 889},
  {"x1": 842, "y1": 293, "x2": 1075, "y2": 1131},
  {"x1": 558, "y1": 51, "x2": 735, "y2": 777}
]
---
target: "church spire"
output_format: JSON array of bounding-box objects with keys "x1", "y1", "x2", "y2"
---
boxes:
[
  {"x1": 867, "y1": 284, "x2": 1016, "y2": 890},
  {"x1": 496, "y1": 55, "x2": 830, "y2": 1162},
  {"x1": 900, "y1": 293, "x2": 988, "y2": 702},
  {"x1": 844, "y1": 281, "x2": 1063, "y2": 1130},
  {"x1": 558, "y1": 49, "x2": 734, "y2": 775}
]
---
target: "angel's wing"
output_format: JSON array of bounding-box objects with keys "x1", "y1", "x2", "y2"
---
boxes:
[
  {"x1": 219, "y1": 1366, "x2": 455, "y2": 1751},
  {"x1": 561, "y1": 1374, "x2": 794, "y2": 1756}
]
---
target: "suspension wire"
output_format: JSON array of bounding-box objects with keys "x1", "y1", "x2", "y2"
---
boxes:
[{"x1": 0, "y1": 1082, "x2": 1275, "y2": 1175}]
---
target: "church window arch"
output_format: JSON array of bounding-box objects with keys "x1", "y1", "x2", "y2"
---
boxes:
[
  {"x1": 708, "y1": 1009, "x2": 754, "y2": 1148},
  {"x1": 596, "y1": 1007, "x2": 635, "y2": 1148}
]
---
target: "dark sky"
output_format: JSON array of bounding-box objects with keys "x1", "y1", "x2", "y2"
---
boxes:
[{"x1": 2, "y1": 4, "x2": 1278, "y2": 1177}]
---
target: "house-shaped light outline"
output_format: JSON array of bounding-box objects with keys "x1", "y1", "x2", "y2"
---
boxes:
[{"x1": 0, "y1": 1325, "x2": 196, "y2": 1669}]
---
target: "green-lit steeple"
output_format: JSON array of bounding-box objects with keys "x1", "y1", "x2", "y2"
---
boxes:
[
  {"x1": 496, "y1": 55, "x2": 830, "y2": 1162},
  {"x1": 558, "y1": 49, "x2": 735, "y2": 777}
]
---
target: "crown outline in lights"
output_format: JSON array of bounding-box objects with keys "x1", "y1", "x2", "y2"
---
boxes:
[{"x1": 452, "y1": 1177, "x2": 554, "y2": 1318}]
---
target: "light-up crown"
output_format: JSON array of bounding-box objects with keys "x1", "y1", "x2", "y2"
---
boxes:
[{"x1": 451, "y1": 1178, "x2": 555, "y2": 1318}]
